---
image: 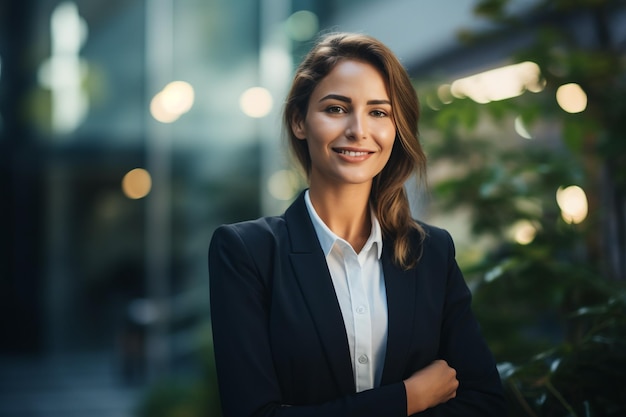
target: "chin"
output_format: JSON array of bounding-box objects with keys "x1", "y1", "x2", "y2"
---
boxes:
[{"x1": 340, "y1": 176, "x2": 375, "y2": 185}]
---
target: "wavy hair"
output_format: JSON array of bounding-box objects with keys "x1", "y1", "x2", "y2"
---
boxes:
[{"x1": 284, "y1": 32, "x2": 427, "y2": 269}]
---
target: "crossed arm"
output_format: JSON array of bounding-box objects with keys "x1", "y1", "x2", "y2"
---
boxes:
[{"x1": 208, "y1": 224, "x2": 505, "y2": 416}]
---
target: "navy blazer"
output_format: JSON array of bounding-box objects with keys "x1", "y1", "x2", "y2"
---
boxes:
[{"x1": 209, "y1": 192, "x2": 505, "y2": 417}]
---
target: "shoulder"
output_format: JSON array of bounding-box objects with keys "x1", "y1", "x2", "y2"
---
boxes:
[
  {"x1": 211, "y1": 191, "x2": 313, "y2": 254},
  {"x1": 211, "y1": 215, "x2": 287, "y2": 250},
  {"x1": 208, "y1": 215, "x2": 288, "y2": 281},
  {"x1": 413, "y1": 220, "x2": 457, "y2": 264},
  {"x1": 418, "y1": 221, "x2": 453, "y2": 246}
]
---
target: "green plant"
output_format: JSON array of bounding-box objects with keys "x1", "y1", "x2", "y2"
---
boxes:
[
  {"x1": 136, "y1": 339, "x2": 221, "y2": 417},
  {"x1": 417, "y1": 0, "x2": 626, "y2": 415}
]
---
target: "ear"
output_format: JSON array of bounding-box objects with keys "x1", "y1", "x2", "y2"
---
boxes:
[{"x1": 291, "y1": 115, "x2": 307, "y2": 140}]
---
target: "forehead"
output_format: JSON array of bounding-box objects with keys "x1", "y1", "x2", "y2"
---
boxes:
[{"x1": 311, "y1": 59, "x2": 390, "y2": 98}]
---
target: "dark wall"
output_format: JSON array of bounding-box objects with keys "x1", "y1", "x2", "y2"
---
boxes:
[{"x1": 0, "y1": 0, "x2": 45, "y2": 353}]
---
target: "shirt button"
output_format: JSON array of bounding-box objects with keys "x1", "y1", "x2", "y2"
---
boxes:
[
  {"x1": 356, "y1": 306, "x2": 367, "y2": 314},
  {"x1": 358, "y1": 355, "x2": 369, "y2": 364}
]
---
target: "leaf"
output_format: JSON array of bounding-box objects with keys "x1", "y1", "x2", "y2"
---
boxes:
[
  {"x1": 562, "y1": 118, "x2": 586, "y2": 152},
  {"x1": 473, "y1": 0, "x2": 508, "y2": 19}
]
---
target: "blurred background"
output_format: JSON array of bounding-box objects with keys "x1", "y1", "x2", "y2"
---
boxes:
[{"x1": 1, "y1": 0, "x2": 625, "y2": 416}]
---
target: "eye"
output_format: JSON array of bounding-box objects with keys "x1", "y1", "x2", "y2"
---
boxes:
[
  {"x1": 326, "y1": 105, "x2": 346, "y2": 114},
  {"x1": 370, "y1": 109, "x2": 389, "y2": 118}
]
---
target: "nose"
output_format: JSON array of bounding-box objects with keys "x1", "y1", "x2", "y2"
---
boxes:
[{"x1": 345, "y1": 113, "x2": 367, "y2": 141}]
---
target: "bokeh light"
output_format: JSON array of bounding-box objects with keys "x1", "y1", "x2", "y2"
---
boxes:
[
  {"x1": 437, "y1": 84, "x2": 453, "y2": 104},
  {"x1": 128, "y1": 298, "x2": 160, "y2": 325},
  {"x1": 511, "y1": 220, "x2": 537, "y2": 245},
  {"x1": 425, "y1": 94, "x2": 441, "y2": 111},
  {"x1": 122, "y1": 168, "x2": 152, "y2": 199},
  {"x1": 37, "y1": 1, "x2": 89, "y2": 135},
  {"x1": 514, "y1": 116, "x2": 532, "y2": 139},
  {"x1": 268, "y1": 169, "x2": 300, "y2": 201},
  {"x1": 150, "y1": 80, "x2": 195, "y2": 123},
  {"x1": 240, "y1": 87, "x2": 273, "y2": 118},
  {"x1": 285, "y1": 10, "x2": 319, "y2": 41},
  {"x1": 556, "y1": 185, "x2": 588, "y2": 224},
  {"x1": 160, "y1": 81, "x2": 194, "y2": 115},
  {"x1": 451, "y1": 61, "x2": 543, "y2": 103},
  {"x1": 556, "y1": 83, "x2": 587, "y2": 113}
]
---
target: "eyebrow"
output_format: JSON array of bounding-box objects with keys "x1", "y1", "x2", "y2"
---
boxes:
[{"x1": 319, "y1": 94, "x2": 391, "y2": 106}]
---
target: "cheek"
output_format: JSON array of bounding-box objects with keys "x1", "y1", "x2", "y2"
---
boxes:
[
  {"x1": 307, "y1": 118, "x2": 344, "y2": 145},
  {"x1": 378, "y1": 129, "x2": 397, "y2": 169},
  {"x1": 378, "y1": 124, "x2": 397, "y2": 151}
]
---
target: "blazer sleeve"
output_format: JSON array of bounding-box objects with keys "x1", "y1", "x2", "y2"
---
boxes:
[
  {"x1": 421, "y1": 228, "x2": 506, "y2": 416},
  {"x1": 209, "y1": 224, "x2": 409, "y2": 417}
]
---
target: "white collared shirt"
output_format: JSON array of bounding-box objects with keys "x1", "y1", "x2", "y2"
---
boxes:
[{"x1": 304, "y1": 190, "x2": 388, "y2": 392}]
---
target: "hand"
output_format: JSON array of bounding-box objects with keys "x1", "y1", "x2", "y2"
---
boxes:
[{"x1": 403, "y1": 359, "x2": 459, "y2": 415}]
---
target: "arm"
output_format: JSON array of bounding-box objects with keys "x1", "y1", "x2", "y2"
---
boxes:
[
  {"x1": 425, "y1": 229, "x2": 506, "y2": 416},
  {"x1": 403, "y1": 359, "x2": 458, "y2": 415},
  {"x1": 209, "y1": 224, "x2": 408, "y2": 417}
]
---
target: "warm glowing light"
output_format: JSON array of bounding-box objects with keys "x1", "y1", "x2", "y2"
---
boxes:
[
  {"x1": 161, "y1": 81, "x2": 194, "y2": 114},
  {"x1": 514, "y1": 116, "x2": 532, "y2": 139},
  {"x1": 451, "y1": 61, "x2": 543, "y2": 103},
  {"x1": 556, "y1": 83, "x2": 587, "y2": 114},
  {"x1": 240, "y1": 87, "x2": 273, "y2": 118},
  {"x1": 425, "y1": 95, "x2": 441, "y2": 111},
  {"x1": 150, "y1": 80, "x2": 195, "y2": 123},
  {"x1": 151, "y1": 93, "x2": 179, "y2": 123},
  {"x1": 511, "y1": 220, "x2": 537, "y2": 245},
  {"x1": 268, "y1": 170, "x2": 300, "y2": 201},
  {"x1": 437, "y1": 84, "x2": 453, "y2": 104},
  {"x1": 285, "y1": 10, "x2": 319, "y2": 41},
  {"x1": 122, "y1": 168, "x2": 152, "y2": 199},
  {"x1": 556, "y1": 185, "x2": 588, "y2": 224}
]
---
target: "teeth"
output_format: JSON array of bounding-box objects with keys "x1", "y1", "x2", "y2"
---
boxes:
[{"x1": 339, "y1": 150, "x2": 368, "y2": 157}]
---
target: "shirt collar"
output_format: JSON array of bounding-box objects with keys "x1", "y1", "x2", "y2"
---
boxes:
[{"x1": 304, "y1": 190, "x2": 383, "y2": 259}]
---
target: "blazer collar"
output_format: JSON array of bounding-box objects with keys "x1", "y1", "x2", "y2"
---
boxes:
[
  {"x1": 284, "y1": 191, "x2": 417, "y2": 390},
  {"x1": 285, "y1": 192, "x2": 356, "y2": 394},
  {"x1": 284, "y1": 191, "x2": 319, "y2": 253},
  {"x1": 380, "y1": 241, "x2": 417, "y2": 385}
]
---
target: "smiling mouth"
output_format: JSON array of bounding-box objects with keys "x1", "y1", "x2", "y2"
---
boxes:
[{"x1": 334, "y1": 149, "x2": 372, "y2": 157}]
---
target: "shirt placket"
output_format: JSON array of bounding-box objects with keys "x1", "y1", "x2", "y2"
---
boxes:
[{"x1": 346, "y1": 248, "x2": 373, "y2": 392}]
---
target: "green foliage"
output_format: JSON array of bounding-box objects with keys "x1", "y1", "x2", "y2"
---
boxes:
[
  {"x1": 136, "y1": 342, "x2": 222, "y2": 417},
  {"x1": 421, "y1": 92, "x2": 626, "y2": 416},
  {"x1": 420, "y1": 1, "x2": 626, "y2": 415},
  {"x1": 500, "y1": 294, "x2": 626, "y2": 417},
  {"x1": 137, "y1": 379, "x2": 212, "y2": 417}
]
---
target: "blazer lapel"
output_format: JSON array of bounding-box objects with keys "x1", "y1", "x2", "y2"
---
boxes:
[
  {"x1": 284, "y1": 193, "x2": 356, "y2": 394},
  {"x1": 380, "y1": 242, "x2": 417, "y2": 385}
]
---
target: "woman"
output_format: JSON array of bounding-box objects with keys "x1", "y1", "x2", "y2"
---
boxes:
[{"x1": 209, "y1": 32, "x2": 505, "y2": 416}]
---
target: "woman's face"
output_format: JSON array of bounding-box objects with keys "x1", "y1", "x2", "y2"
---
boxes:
[{"x1": 292, "y1": 59, "x2": 396, "y2": 190}]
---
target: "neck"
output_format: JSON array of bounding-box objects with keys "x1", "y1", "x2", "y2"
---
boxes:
[{"x1": 308, "y1": 184, "x2": 372, "y2": 252}]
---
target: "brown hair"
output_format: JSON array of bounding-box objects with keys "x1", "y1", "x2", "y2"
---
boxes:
[{"x1": 284, "y1": 32, "x2": 427, "y2": 270}]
